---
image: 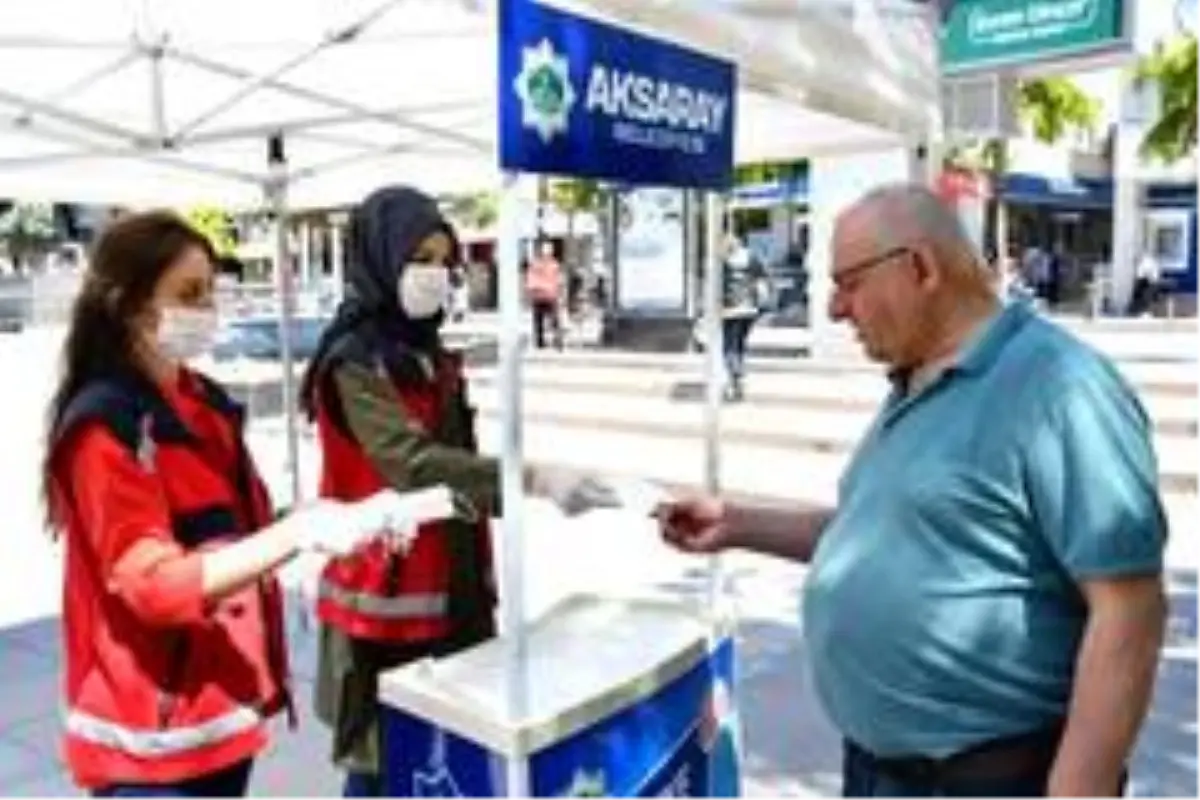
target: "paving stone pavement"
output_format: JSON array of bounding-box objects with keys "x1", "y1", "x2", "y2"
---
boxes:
[
  {"x1": 0, "y1": 323, "x2": 1194, "y2": 796},
  {"x1": 0, "y1": 563, "x2": 1193, "y2": 797}
]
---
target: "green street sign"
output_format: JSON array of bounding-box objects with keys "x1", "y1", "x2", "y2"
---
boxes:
[{"x1": 940, "y1": 0, "x2": 1129, "y2": 74}]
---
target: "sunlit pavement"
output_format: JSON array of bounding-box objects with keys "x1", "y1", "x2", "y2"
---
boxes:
[{"x1": 0, "y1": 323, "x2": 1193, "y2": 796}]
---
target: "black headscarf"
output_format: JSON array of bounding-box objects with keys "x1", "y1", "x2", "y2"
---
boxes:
[{"x1": 300, "y1": 185, "x2": 460, "y2": 419}]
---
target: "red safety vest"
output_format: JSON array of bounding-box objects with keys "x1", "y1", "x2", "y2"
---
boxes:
[
  {"x1": 314, "y1": 352, "x2": 494, "y2": 643},
  {"x1": 49, "y1": 372, "x2": 291, "y2": 789}
]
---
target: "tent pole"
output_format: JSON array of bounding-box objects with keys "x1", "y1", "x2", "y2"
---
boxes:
[
  {"x1": 497, "y1": 169, "x2": 528, "y2": 797},
  {"x1": 267, "y1": 132, "x2": 302, "y2": 507},
  {"x1": 496, "y1": 173, "x2": 525, "y2": 681},
  {"x1": 702, "y1": 191, "x2": 724, "y2": 611}
]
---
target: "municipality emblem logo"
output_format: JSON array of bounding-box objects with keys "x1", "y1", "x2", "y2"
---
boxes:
[
  {"x1": 412, "y1": 730, "x2": 463, "y2": 798},
  {"x1": 513, "y1": 37, "x2": 575, "y2": 143},
  {"x1": 562, "y1": 768, "x2": 606, "y2": 797}
]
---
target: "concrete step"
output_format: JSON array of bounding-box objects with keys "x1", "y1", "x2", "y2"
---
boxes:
[
  {"x1": 448, "y1": 312, "x2": 1198, "y2": 361},
  {"x1": 207, "y1": 344, "x2": 1195, "y2": 399},
  {"x1": 465, "y1": 384, "x2": 1198, "y2": 495},
  {"x1": 517, "y1": 350, "x2": 1197, "y2": 396},
  {"x1": 246, "y1": 418, "x2": 1198, "y2": 571},
  {"x1": 468, "y1": 365, "x2": 1197, "y2": 436},
  {"x1": 248, "y1": 418, "x2": 835, "y2": 516}
]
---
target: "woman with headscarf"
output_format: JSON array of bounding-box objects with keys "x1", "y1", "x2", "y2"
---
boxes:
[{"x1": 299, "y1": 186, "x2": 620, "y2": 796}]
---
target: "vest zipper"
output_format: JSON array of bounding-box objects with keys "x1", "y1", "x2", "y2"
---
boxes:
[
  {"x1": 384, "y1": 550, "x2": 403, "y2": 597},
  {"x1": 157, "y1": 637, "x2": 190, "y2": 728}
]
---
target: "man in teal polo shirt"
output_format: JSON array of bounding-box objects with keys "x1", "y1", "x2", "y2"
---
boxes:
[{"x1": 657, "y1": 183, "x2": 1167, "y2": 796}]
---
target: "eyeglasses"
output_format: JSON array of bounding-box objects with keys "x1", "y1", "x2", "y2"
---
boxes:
[{"x1": 831, "y1": 246, "x2": 913, "y2": 294}]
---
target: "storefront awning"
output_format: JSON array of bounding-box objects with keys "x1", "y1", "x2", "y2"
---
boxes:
[{"x1": 1000, "y1": 172, "x2": 1113, "y2": 209}]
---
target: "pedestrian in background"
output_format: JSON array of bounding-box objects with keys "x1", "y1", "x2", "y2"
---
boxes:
[
  {"x1": 719, "y1": 233, "x2": 768, "y2": 402},
  {"x1": 525, "y1": 239, "x2": 563, "y2": 349}
]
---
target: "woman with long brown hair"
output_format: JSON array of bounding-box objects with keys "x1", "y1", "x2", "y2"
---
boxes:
[{"x1": 41, "y1": 210, "x2": 413, "y2": 797}]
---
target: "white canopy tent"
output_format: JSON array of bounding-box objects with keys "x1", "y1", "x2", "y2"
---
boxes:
[
  {"x1": 0, "y1": 0, "x2": 944, "y2": 543},
  {"x1": 0, "y1": 0, "x2": 940, "y2": 209},
  {"x1": 4, "y1": 5, "x2": 942, "y2": 781},
  {"x1": 1, "y1": 0, "x2": 945, "y2": 512}
]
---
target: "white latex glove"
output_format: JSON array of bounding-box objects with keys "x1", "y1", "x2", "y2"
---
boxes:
[
  {"x1": 286, "y1": 487, "x2": 455, "y2": 557},
  {"x1": 607, "y1": 478, "x2": 674, "y2": 517},
  {"x1": 528, "y1": 466, "x2": 622, "y2": 517}
]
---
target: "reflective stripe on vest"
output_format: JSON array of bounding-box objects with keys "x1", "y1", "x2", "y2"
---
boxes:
[
  {"x1": 65, "y1": 705, "x2": 260, "y2": 758},
  {"x1": 318, "y1": 580, "x2": 448, "y2": 619}
]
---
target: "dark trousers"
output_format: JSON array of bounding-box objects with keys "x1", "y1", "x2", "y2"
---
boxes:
[
  {"x1": 722, "y1": 315, "x2": 754, "y2": 386},
  {"x1": 844, "y1": 738, "x2": 1123, "y2": 800},
  {"x1": 343, "y1": 770, "x2": 384, "y2": 797},
  {"x1": 842, "y1": 740, "x2": 1051, "y2": 797},
  {"x1": 531, "y1": 300, "x2": 561, "y2": 349},
  {"x1": 92, "y1": 759, "x2": 253, "y2": 797},
  {"x1": 1130, "y1": 278, "x2": 1159, "y2": 315}
]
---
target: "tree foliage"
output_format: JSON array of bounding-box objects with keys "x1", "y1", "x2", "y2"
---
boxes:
[
  {"x1": 548, "y1": 178, "x2": 603, "y2": 215},
  {"x1": 943, "y1": 77, "x2": 1098, "y2": 255},
  {"x1": 948, "y1": 77, "x2": 1100, "y2": 174},
  {"x1": 183, "y1": 205, "x2": 237, "y2": 257},
  {"x1": 733, "y1": 160, "x2": 805, "y2": 186},
  {"x1": 0, "y1": 202, "x2": 57, "y2": 270},
  {"x1": 1018, "y1": 77, "x2": 1102, "y2": 145},
  {"x1": 443, "y1": 191, "x2": 499, "y2": 231},
  {"x1": 1135, "y1": 34, "x2": 1198, "y2": 164}
]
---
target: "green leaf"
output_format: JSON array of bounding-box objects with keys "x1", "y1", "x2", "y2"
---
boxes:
[
  {"x1": 0, "y1": 202, "x2": 58, "y2": 268},
  {"x1": 547, "y1": 178, "x2": 603, "y2": 214},
  {"x1": 183, "y1": 205, "x2": 237, "y2": 257},
  {"x1": 1135, "y1": 34, "x2": 1197, "y2": 163},
  {"x1": 1017, "y1": 77, "x2": 1099, "y2": 146},
  {"x1": 442, "y1": 191, "x2": 499, "y2": 230}
]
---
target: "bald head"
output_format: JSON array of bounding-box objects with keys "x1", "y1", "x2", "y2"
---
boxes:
[
  {"x1": 836, "y1": 182, "x2": 988, "y2": 289},
  {"x1": 827, "y1": 182, "x2": 1001, "y2": 371}
]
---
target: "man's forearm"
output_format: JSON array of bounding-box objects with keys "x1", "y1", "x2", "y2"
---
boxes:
[
  {"x1": 726, "y1": 500, "x2": 835, "y2": 563},
  {"x1": 1049, "y1": 590, "x2": 1165, "y2": 795}
]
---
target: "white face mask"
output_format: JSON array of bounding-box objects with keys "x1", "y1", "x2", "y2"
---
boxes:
[
  {"x1": 398, "y1": 264, "x2": 449, "y2": 319},
  {"x1": 156, "y1": 306, "x2": 219, "y2": 362}
]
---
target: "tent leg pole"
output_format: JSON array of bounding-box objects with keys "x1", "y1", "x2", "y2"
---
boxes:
[
  {"x1": 497, "y1": 170, "x2": 528, "y2": 797},
  {"x1": 267, "y1": 133, "x2": 301, "y2": 508},
  {"x1": 702, "y1": 191, "x2": 724, "y2": 612}
]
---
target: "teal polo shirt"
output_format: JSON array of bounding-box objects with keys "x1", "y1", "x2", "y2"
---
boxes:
[{"x1": 802, "y1": 301, "x2": 1167, "y2": 758}]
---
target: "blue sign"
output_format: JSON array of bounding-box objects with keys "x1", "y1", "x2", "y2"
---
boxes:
[
  {"x1": 530, "y1": 637, "x2": 740, "y2": 797},
  {"x1": 382, "y1": 717, "x2": 507, "y2": 796},
  {"x1": 380, "y1": 637, "x2": 741, "y2": 797},
  {"x1": 999, "y1": 172, "x2": 1113, "y2": 209},
  {"x1": 498, "y1": 0, "x2": 736, "y2": 189}
]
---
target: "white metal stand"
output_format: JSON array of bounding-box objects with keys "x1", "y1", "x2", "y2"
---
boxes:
[
  {"x1": 702, "y1": 191, "x2": 725, "y2": 612},
  {"x1": 496, "y1": 170, "x2": 529, "y2": 797}
]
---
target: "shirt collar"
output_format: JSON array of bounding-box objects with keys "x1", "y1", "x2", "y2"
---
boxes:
[
  {"x1": 953, "y1": 301, "x2": 1032, "y2": 376},
  {"x1": 886, "y1": 301, "x2": 1030, "y2": 390}
]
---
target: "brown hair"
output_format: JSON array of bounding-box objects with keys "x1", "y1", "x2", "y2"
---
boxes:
[{"x1": 40, "y1": 211, "x2": 215, "y2": 533}]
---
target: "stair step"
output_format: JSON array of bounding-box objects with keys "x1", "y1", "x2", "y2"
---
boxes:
[{"x1": 468, "y1": 395, "x2": 1198, "y2": 495}]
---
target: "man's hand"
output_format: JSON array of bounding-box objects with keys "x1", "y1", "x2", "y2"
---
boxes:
[
  {"x1": 657, "y1": 497, "x2": 836, "y2": 564},
  {"x1": 655, "y1": 495, "x2": 735, "y2": 555}
]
